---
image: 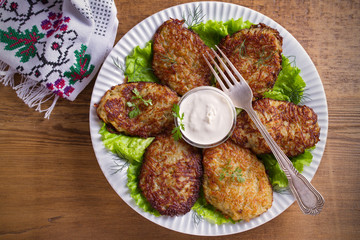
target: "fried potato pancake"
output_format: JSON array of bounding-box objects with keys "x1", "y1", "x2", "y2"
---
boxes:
[
  {"x1": 96, "y1": 82, "x2": 179, "y2": 138},
  {"x1": 139, "y1": 135, "x2": 203, "y2": 216},
  {"x1": 152, "y1": 19, "x2": 214, "y2": 96},
  {"x1": 203, "y1": 140, "x2": 273, "y2": 221},
  {"x1": 218, "y1": 23, "x2": 283, "y2": 98},
  {"x1": 231, "y1": 98, "x2": 320, "y2": 157}
]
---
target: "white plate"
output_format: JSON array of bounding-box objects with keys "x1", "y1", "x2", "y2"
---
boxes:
[{"x1": 89, "y1": 1, "x2": 328, "y2": 236}]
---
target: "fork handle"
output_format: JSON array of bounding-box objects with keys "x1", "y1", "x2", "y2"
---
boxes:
[{"x1": 245, "y1": 107, "x2": 325, "y2": 215}]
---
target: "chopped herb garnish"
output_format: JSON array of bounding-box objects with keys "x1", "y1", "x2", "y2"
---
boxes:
[
  {"x1": 171, "y1": 104, "x2": 185, "y2": 141},
  {"x1": 132, "y1": 88, "x2": 153, "y2": 106},
  {"x1": 126, "y1": 88, "x2": 153, "y2": 118},
  {"x1": 219, "y1": 160, "x2": 245, "y2": 183},
  {"x1": 127, "y1": 101, "x2": 141, "y2": 118}
]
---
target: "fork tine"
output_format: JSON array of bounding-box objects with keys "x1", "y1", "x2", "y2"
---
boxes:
[
  {"x1": 210, "y1": 48, "x2": 241, "y2": 88},
  {"x1": 203, "y1": 53, "x2": 228, "y2": 92},
  {"x1": 215, "y1": 45, "x2": 248, "y2": 86}
]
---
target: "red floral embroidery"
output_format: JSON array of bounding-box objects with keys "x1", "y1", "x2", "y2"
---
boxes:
[
  {"x1": 41, "y1": 12, "x2": 70, "y2": 38},
  {"x1": 46, "y1": 82, "x2": 54, "y2": 90},
  {"x1": 63, "y1": 86, "x2": 75, "y2": 96},
  {"x1": 46, "y1": 79, "x2": 75, "y2": 98},
  {"x1": 51, "y1": 42, "x2": 59, "y2": 50},
  {"x1": 10, "y1": 2, "x2": 18, "y2": 11},
  {"x1": 54, "y1": 78, "x2": 65, "y2": 89}
]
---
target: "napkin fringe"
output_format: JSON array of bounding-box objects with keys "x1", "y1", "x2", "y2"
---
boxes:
[
  {"x1": 0, "y1": 61, "x2": 59, "y2": 119},
  {"x1": 0, "y1": 60, "x2": 15, "y2": 88}
]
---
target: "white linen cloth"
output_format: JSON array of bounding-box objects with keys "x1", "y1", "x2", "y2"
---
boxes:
[{"x1": 0, "y1": 0, "x2": 118, "y2": 118}]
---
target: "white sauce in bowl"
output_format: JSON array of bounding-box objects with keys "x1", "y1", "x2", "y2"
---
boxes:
[{"x1": 177, "y1": 86, "x2": 236, "y2": 148}]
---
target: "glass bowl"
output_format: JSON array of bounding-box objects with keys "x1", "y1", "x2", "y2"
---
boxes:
[{"x1": 175, "y1": 86, "x2": 237, "y2": 148}]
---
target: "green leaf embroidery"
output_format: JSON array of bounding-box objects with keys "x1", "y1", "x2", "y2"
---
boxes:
[
  {"x1": 0, "y1": 26, "x2": 45, "y2": 63},
  {"x1": 64, "y1": 44, "x2": 95, "y2": 85}
]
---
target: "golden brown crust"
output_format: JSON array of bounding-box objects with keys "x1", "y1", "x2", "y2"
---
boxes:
[
  {"x1": 152, "y1": 19, "x2": 214, "y2": 96},
  {"x1": 202, "y1": 140, "x2": 273, "y2": 221},
  {"x1": 96, "y1": 82, "x2": 179, "y2": 138},
  {"x1": 231, "y1": 98, "x2": 321, "y2": 157},
  {"x1": 218, "y1": 23, "x2": 283, "y2": 98},
  {"x1": 139, "y1": 134, "x2": 203, "y2": 216}
]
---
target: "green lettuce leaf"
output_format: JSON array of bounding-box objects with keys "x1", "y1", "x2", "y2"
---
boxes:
[
  {"x1": 99, "y1": 124, "x2": 154, "y2": 163},
  {"x1": 127, "y1": 162, "x2": 161, "y2": 216},
  {"x1": 260, "y1": 56, "x2": 311, "y2": 189},
  {"x1": 125, "y1": 41, "x2": 158, "y2": 83},
  {"x1": 258, "y1": 148, "x2": 313, "y2": 188},
  {"x1": 263, "y1": 55, "x2": 306, "y2": 105},
  {"x1": 191, "y1": 18, "x2": 253, "y2": 48},
  {"x1": 223, "y1": 18, "x2": 254, "y2": 35},
  {"x1": 192, "y1": 191, "x2": 238, "y2": 225}
]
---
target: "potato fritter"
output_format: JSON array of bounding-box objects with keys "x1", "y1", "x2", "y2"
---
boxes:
[
  {"x1": 152, "y1": 19, "x2": 214, "y2": 96},
  {"x1": 218, "y1": 23, "x2": 283, "y2": 98},
  {"x1": 231, "y1": 98, "x2": 320, "y2": 157},
  {"x1": 139, "y1": 135, "x2": 203, "y2": 216},
  {"x1": 203, "y1": 139, "x2": 273, "y2": 222},
  {"x1": 96, "y1": 82, "x2": 179, "y2": 138}
]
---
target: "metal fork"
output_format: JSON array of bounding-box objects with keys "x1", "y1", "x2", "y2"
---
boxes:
[{"x1": 203, "y1": 46, "x2": 325, "y2": 215}]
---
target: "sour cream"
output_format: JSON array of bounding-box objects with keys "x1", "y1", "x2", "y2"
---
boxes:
[{"x1": 176, "y1": 86, "x2": 236, "y2": 148}]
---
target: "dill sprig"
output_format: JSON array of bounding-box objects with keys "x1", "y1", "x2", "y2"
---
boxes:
[
  {"x1": 283, "y1": 55, "x2": 311, "y2": 104},
  {"x1": 171, "y1": 104, "x2": 185, "y2": 141},
  {"x1": 236, "y1": 39, "x2": 247, "y2": 58},
  {"x1": 291, "y1": 86, "x2": 312, "y2": 105},
  {"x1": 286, "y1": 55, "x2": 297, "y2": 67},
  {"x1": 112, "y1": 56, "x2": 126, "y2": 74},
  {"x1": 110, "y1": 158, "x2": 130, "y2": 175},
  {"x1": 159, "y1": 51, "x2": 177, "y2": 66},
  {"x1": 192, "y1": 204, "x2": 205, "y2": 226},
  {"x1": 284, "y1": 55, "x2": 311, "y2": 104},
  {"x1": 182, "y1": 5, "x2": 205, "y2": 29},
  {"x1": 256, "y1": 48, "x2": 274, "y2": 67},
  {"x1": 288, "y1": 86, "x2": 305, "y2": 105},
  {"x1": 273, "y1": 185, "x2": 291, "y2": 195}
]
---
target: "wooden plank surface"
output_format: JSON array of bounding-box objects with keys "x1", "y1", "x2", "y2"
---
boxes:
[{"x1": 0, "y1": 0, "x2": 359, "y2": 239}]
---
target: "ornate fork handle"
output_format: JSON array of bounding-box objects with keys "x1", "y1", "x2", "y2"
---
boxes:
[{"x1": 245, "y1": 106, "x2": 325, "y2": 215}]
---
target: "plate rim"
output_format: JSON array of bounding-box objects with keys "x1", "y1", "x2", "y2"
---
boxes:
[{"x1": 89, "y1": 1, "x2": 328, "y2": 236}]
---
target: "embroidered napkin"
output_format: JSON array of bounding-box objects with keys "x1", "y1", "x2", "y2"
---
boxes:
[{"x1": 0, "y1": 0, "x2": 118, "y2": 118}]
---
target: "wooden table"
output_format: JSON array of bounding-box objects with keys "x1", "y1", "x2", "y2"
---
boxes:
[{"x1": 1, "y1": 0, "x2": 359, "y2": 239}]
